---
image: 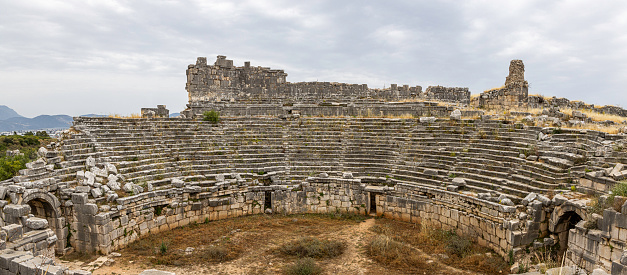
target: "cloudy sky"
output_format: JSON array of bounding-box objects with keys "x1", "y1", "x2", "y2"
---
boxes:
[{"x1": 1, "y1": 0, "x2": 626, "y2": 117}]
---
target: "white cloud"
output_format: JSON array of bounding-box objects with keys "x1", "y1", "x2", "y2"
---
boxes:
[{"x1": 1, "y1": 0, "x2": 627, "y2": 116}]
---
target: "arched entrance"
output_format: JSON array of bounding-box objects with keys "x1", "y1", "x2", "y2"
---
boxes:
[
  {"x1": 550, "y1": 207, "x2": 584, "y2": 260},
  {"x1": 21, "y1": 190, "x2": 66, "y2": 255}
]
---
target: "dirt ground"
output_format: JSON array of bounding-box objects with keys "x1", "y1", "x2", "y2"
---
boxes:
[{"x1": 59, "y1": 214, "x2": 502, "y2": 275}]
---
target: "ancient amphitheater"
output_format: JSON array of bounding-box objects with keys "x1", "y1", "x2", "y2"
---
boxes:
[{"x1": 2, "y1": 56, "x2": 627, "y2": 274}]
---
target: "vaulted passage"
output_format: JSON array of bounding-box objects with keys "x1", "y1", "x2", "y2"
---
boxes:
[{"x1": 554, "y1": 211, "x2": 582, "y2": 259}]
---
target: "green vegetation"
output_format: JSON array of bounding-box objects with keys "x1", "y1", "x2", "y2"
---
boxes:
[
  {"x1": 284, "y1": 257, "x2": 322, "y2": 275},
  {"x1": 159, "y1": 241, "x2": 168, "y2": 254},
  {"x1": 203, "y1": 110, "x2": 220, "y2": 124},
  {"x1": 0, "y1": 134, "x2": 52, "y2": 181},
  {"x1": 590, "y1": 180, "x2": 627, "y2": 214}
]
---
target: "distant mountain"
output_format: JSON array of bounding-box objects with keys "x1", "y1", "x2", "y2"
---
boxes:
[
  {"x1": 79, "y1": 114, "x2": 108, "y2": 118},
  {"x1": 170, "y1": 113, "x2": 181, "y2": 118},
  {"x1": 0, "y1": 105, "x2": 23, "y2": 120},
  {"x1": 0, "y1": 115, "x2": 73, "y2": 132}
]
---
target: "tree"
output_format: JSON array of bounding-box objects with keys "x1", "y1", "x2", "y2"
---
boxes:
[{"x1": 203, "y1": 110, "x2": 220, "y2": 124}]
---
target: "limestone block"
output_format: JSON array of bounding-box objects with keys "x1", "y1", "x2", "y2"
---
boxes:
[
  {"x1": 140, "y1": 269, "x2": 176, "y2": 275},
  {"x1": 106, "y1": 163, "x2": 118, "y2": 175},
  {"x1": 171, "y1": 178, "x2": 184, "y2": 188},
  {"x1": 86, "y1": 156, "x2": 96, "y2": 167},
  {"x1": 7, "y1": 185, "x2": 25, "y2": 193},
  {"x1": 107, "y1": 179, "x2": 121, "y2": 191},
  {"x1": 450, "y1": 109, "x2": 461, "y2": 120},
  {"x1": 106, "y1": 193, "x2": 118, "y2": 202},
  {"x1": 82, "y1": 203, "x2": 98, "y2": 215},
  {"x1": 72, "y1": 193, "x2": 88, "y2": 205},
  {"x1": 124, "y1": 183, "x2": 143, "y2": 194},
  {"x1": 419, "y1": 117, "x2": 436, "y2": 123},
  {"x1": 85, "y1": 171, "x2": 96, "y2": 186},
  {"x1": 91, "y1": 188, "x2": 103, "y2": 198},
  {"x1": 499, "y1": 198, "x2": 514, "y2": 206},
  {"x1": 423, "y1": 169, "x2": 437, "y2": 176},
  {"x1": 536, "y1": 195, "x2": 551, "y2": 206},
  {"x1": 2, "y1": 224, "x2": 23, "y2": 242},
  {"x1": 611, "y1": 163, "x2": 625, "y2": 177},
  {"x1": 451, "y1": 178, "x2": 466, "y2": 187},
  {"x1": 76, "y1": 186, "x2": 91, "y2": 193},
  {"x1": 552, "y1": 194, "x2": 567, "y2": 206},
  {"x1": 25, "y1": 217, "x2": 49, "y2": 230},
  {"x1": 521, "y1": 192, "x2": 536, "y2": 206},
  {"x1": 3, "y1": 204, "x2": 31, "y2": 217}
]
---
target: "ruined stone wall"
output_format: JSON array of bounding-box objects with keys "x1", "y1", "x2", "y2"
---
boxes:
[
  {"x1": 424, "y1": 86, "x2": 470, "y2": 105},
  {"x1": 184, "y1": 56, "x2": 465, "y2": 117},
  {"x1": 566, "y1": 204, "x2": 627, "y2": 273},
  {"x1": 65, "y1": 175, "x2": 528, "y2": 258},
  {"x1": 140, "y1": 105, "x2": 169, "y2": 118},
  {"x1": 187, "y1": 101, "x2": 452, "y2": 118},
  {"x1": 474, "y1": 60, "x2": 529, "y2": 109},
  {"x1": 527, "y1": 96, "x2": 627, "y2": 118}
]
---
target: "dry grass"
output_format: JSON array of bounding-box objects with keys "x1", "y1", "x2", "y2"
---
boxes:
[
  {"x1": 483, "y1": 86, "x2": 505, "y2": 93},
  {"x1": 284, "y1": 258, "x2": 323, "y2": 275},
  {"x1": 366, "y1": 235, "x2": 435, "y2": 272},
  {"x1": 369, "y1": 219, "x2": 510, "y2": 275},
  {"x1": 277, "y1": 237, "x2": 345, "y2": 259},
  {"x1": 117, "y1": 214, "x2": 360, "y2": 267},
  {"x1": 561, "y1": 124, "x2": 620, "y2": 134},
  {"x1": 561, "y1": 107, "x2": 625, "y2": 124},
  {"x1": 108, "y1": 113, "x2": 142, "y2": 119}
]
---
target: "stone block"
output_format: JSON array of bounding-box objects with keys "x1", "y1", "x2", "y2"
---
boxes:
[
  {"x1": 3, "y1": 204, "x2": 31, "y2": 217},
  {"x1": 140, "y1": 269, "x2": 176, "y2": 275},
  {"x1": 9, "y1": 254, "x2": 34, "y2": 273},
  {"x1": 82, "y1": 203, "x2": 98, "y2": 215},
  {"x1": 25, "y1": 217, "x2": 49, "y2": 230},
  {"x1": 2, "y1": 224, "x2": 23, "y2": 242},
  {"x1": 71, "y1": 193, "x2": 89, "y2": 205}
]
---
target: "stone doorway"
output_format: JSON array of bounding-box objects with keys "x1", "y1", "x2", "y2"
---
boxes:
[
  {"x1": 369, "y1": 193, "x2": 377, "y2": 215},
  {"x1": 264, "y1": 191, "x2": 272, "y2": 212},
  {"x1": 21, "y1": 191, "x2": 66, "y2": 255},
  {"x1": 553, "y1": 211, "x2": 582, "y2": 259}
]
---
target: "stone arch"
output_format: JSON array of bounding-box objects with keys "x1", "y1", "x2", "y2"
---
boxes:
[
  {"x1": 549, "y1": 204, "x2": 586, "y2": 232},
  {"x1": 549, "y1": 204, "x2": 585, "y2": 259},
  {"x1": 21, "y1": 190, "x2": 66, "y2": 254}
]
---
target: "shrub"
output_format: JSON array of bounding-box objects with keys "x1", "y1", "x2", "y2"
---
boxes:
[
  {"x1": 202, "y1": 246, "x2": 229, "y2": 262},
  {"x1": 446, "y1": 234, "x2": 472, "y2": 257},
  {"x1": 366, "y1": 235, "x2": 430, "y2": 269},
  {"x1": 279, "y1": 237, "x2": 345, "y2": 258},
  {"x1": 284, "y1": 258, "x2": 322, "y2": 275},
  {"x1": 159, "y1": 241, "x2": 168, "y2": 254},
  {"x1": 612, "y1": 181, "x2": 627, "y2": 197},
  {"x1": 203, "y1": 110, "x2": 220, "y2": 124}
]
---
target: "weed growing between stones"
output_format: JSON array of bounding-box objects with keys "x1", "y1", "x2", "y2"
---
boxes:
[
  {"x1": 589, "y1": 180, "x2": 627, "y2": 214},
  {"x1": 202, "y1": 110, "x2": 220, "y2": 124}
]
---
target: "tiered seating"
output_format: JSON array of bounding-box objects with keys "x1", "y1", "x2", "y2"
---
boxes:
[{"x1": 49, "y1": 117, "x2": 593, "y2": 201}]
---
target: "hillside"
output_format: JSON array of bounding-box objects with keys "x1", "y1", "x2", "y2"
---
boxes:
[
  {"x1": 0, "y1": 114, "x2": 73, "y2": 132},
  {"x1": 0, "y1": 105, "x2": 23, "y2": 120}
]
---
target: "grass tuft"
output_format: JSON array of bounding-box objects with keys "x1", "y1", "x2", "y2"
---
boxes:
[
  {"x1": 278, "y1": 237, "x2": 345, "y2": 258},
  {"x1": 284, "y1": 257, "x2": 322, "y2": 275}
]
